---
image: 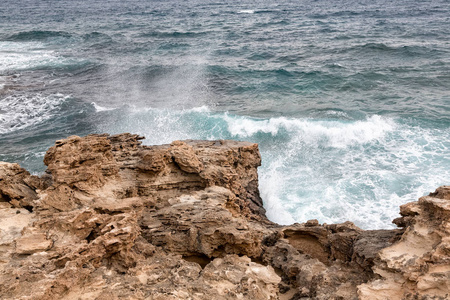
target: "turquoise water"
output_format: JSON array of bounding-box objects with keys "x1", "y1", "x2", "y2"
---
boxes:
[{"x1": 0, "y1": 0, "x2": 449, "y2": 229}]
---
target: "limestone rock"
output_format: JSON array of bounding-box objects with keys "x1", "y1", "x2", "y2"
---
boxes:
[
  {"x1": 0, "y1": 134, "x2": 448, "y2": 299},
  {"x1": 358, "y1": 186, "x2": 450, "y2": 300},
  {"x1": 43, "y1": 134, "x2": 119, "y2": 189},
  {"x1": 0, "y1": 204, "x2": 34, "y2": 266},
  {"x1": 169, "y1": 140, "x2": 204, "y2": 173},
  {"x1": 15, "y1": 232, "x2": 53, "y2": 254}
]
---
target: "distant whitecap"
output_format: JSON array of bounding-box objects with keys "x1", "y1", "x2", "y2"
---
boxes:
[{"x1": 238, "y1": 9, "x2": 255, "y2": 14}]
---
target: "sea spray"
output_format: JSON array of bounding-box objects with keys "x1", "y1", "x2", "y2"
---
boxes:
[
  {"x1": 1, "y1": 0, "x2": 449, "y2": 230},
  {"x1": 92, "y1": 105, "x2": 449, "y2": 229}
]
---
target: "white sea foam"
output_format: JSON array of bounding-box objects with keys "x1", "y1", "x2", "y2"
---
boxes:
[
  {"x1": 94, "y1": 107, "x2": 449, "y2": 229},
  {"x1": 0, "y1": 41, "x2": 82, "y2": 73},
  {"x1": 224, "y1": 114, "x2": 395, "y2": 148},
  {"x1": 0, "y1": 93, "x2": 68, "y2": 134},
  {"x1": 256, "y1": 117, "x2": 448, "y2": 228},
  {"x1": 221, "y1": 114, "x2": 447, "y2": 228},
  {"x1": 258, "y1": 157, "x2": 296, "y2": 225}
]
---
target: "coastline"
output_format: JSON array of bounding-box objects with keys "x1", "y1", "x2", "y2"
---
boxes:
[{"x1": 0, "y1": 133, "x2": 448, "y2": 299}]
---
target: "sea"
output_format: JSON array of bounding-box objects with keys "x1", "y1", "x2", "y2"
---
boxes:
[{"x1": 1, "y1": 0, "x2": 449, "y2": 229}]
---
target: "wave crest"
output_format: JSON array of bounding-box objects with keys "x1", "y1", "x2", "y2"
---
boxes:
[
  {"x1": 92, "y1": 107, "x2": 448, "y2": 229},
  {"x1": 225, "y1": 114, "x2": 394, "y2": 148}
]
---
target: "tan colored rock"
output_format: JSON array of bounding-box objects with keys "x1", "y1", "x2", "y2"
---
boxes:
[
  {"x1": 141, "y1": 186, "x2": 270, "y2": 258},
  {"x1": 358, "y1": 186, "x2": 450, "y2": 300},
  {"x1": 136, "y1": 149, "x2": 169, "y2": 174},
  {"x1": 43, "y1": 134, "x2": 119, "y2": 189},
  {"x1": 0, "y1": 204, "x2": 34, "y2": 265},
  {"x1": 15, "y1": 232, "x2": 52, "y2": 254},
  {"x1": 169, "y1": 140, "x2": 204, "y2": 173},
  {"x1": 0, "y1": 134, "x2": 448, "y2": 300},
  {"x1": 0, "y1": 162, "x2": 45, "y2": 209}
]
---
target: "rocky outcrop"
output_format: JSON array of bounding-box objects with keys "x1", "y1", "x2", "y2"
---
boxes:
[
  {"x1": 0, "y1": 133, "x2": 448, "y2": 299},
  {"x1": 358, "y1": 186, "x2": 450, "y2": 300}
]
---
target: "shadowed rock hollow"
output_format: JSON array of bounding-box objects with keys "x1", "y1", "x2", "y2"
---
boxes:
[{"x1": 0, "y1": 133, "x2": 448, "y2": 299}]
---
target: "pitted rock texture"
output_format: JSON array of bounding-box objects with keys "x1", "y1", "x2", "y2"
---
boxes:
[{"x1": 0, "y1": 133, "x2": 448, "y2": 300}]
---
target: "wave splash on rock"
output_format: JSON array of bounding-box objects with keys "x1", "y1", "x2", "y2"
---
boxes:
[{"x1": 0, "y1": 133, "x2": 448, "y2": 299}]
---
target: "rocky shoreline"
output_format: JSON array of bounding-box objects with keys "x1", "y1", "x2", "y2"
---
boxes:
[{"x1": 0, "y1": 133, "x2": 448, "y2": 299}]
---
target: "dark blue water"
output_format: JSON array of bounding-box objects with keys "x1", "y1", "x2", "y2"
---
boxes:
[{"x1": 1, "y1": 0, "x2": 449, "y2": 228}]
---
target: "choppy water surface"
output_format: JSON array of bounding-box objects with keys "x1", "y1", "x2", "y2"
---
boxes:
[{"x1": 1, "y1": 0, "x2": 449, "y2": 229}]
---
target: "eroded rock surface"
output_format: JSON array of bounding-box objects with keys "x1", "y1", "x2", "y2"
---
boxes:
[
  {"x1": 0, "y1": 133, "x2": 448, "y2": 299},
  {"x1": 358, "y1": 186, "x2": 450, "y2": 300}
]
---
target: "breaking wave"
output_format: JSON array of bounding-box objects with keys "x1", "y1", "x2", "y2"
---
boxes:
[{"x1": 92, "y1": 106, "x2": 449, "y2": 229}]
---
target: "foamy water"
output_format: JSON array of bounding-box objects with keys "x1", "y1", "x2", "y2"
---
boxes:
[
  {"x1": 1, "y1": 0, "x2": 449, "y2": 229},
  {"x1": 90, "y1": 106, "x2": 450, "y2": 229},
  {"x1": 0, "y1": 93, "x2": 69, "y2": 134},
  {"x1": 0, "y1": 41, "x2": 81, "y2": 72}
]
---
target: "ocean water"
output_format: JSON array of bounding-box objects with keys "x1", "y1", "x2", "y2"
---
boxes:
[{"x1": 1, "y1": 0, "x2": 449, "y2": 229}]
